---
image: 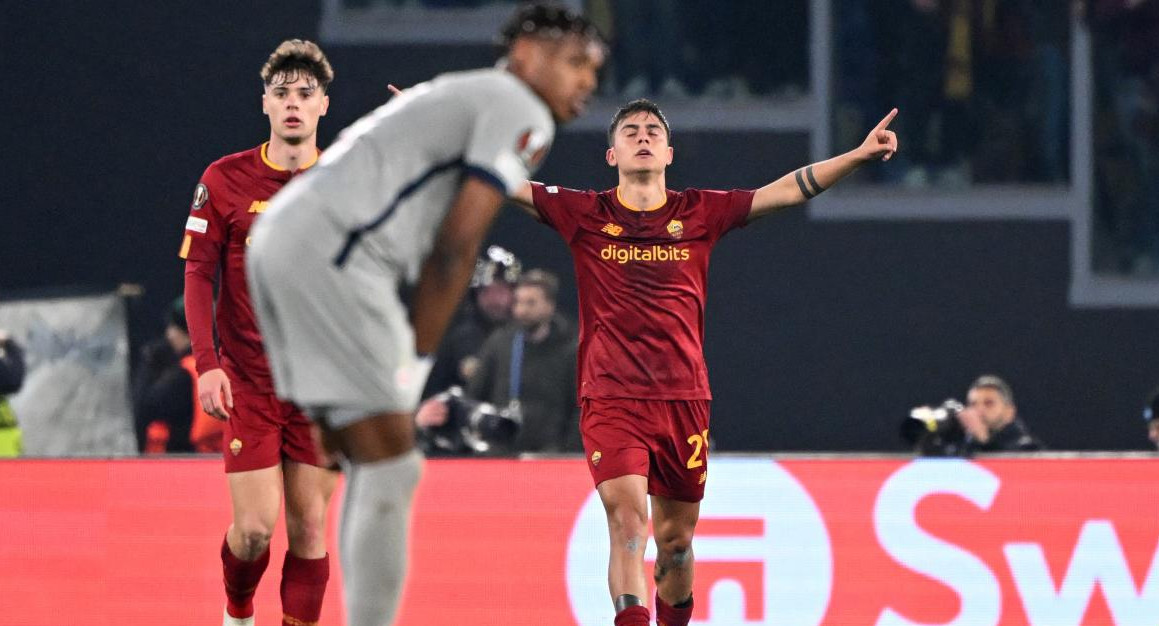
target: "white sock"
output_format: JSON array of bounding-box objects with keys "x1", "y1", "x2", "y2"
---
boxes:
[{"x1": 339, "y1": 449, "x2": 423, "y2": 626}]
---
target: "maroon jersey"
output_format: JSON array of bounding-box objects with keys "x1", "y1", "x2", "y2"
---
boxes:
[
  {"x1": 532, "y1": 183, "x2": 754, "y2": 401},
  {"x1": 180, "y1": 143, "x2": 318, "y2": 393}
]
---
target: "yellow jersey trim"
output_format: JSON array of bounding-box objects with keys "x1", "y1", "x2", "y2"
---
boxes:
[
  {"x1": 301, "y1": 149, "x2": 319, "y2": 170},
  {"x1": 260, "y1": 142, "x2": 287, "y2": 171},
  {"x1": 616, "y1": 187, "x2": 667, "y2": 212},
  {"x1": 262, "y1": 142, "x2": 320, "y2": 171}
]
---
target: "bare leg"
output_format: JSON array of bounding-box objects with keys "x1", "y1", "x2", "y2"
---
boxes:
[
  {"x1": 226, "y1": 466, "x2": 283, "y2": 560},
  {"x1": 650, "y1": 494, "x2": 700, "y2": 606},
  {"x1": 596, "y1": 474, "x2": 650, "y2": 605},
  {"x1": 222, "y1": 465, "x2": 282, "y2": 623},
  {"x1": 283, "y1": 461, "x2": 339, "y2": 558},
  {"x1": 328, "y1": 411, "x2": 416, "y2": 463},
  {"x1": 281, "y1": 461, "x2": 340, "y2": 624}
]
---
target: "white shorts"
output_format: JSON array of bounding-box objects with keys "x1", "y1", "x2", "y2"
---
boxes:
[{"x1": 246, "y1": 185, "x2": 428, "y2": 428}]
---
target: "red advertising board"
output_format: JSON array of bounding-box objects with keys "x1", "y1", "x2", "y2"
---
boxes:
[{"x1": 2, "y1": 457, "x2": 1157, "y2": 625}]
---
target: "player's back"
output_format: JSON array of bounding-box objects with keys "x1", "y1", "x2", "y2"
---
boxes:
[{"x1": 272, "y1": 67, "x2": 554, "y2": 283}]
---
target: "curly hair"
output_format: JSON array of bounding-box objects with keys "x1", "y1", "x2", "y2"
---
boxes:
[
  {"x1": 497, "y1": 2, "x2": 604, "y2": 50},
  {"x1": 260, "y1": 39, "x2": 334, "y2": 92}
]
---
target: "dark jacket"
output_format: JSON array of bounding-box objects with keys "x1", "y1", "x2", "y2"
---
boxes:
[
  {"x1": 915, "y1": 416, "x2": 1044, "y2": 457},
  {"x1": 0, "y1": 337, "x2": 25, "y2": 395},
  {"x1": 131, "y1": 340, "x2": 194, "y2": 453},
  {"x1": 969, "y1": 418, "x2": 1044, "y2": 454},
  {"x1": 467, "y1": 314, "x2": 579, "y2": 453},
  {"x1": 422, "y1": 303, "x2": 505, "y2": 399}
]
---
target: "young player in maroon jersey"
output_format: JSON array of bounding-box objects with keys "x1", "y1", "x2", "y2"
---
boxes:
[
  {"x1": 179, "y1": 40, "x2": 337, "y2": 626},
  {"x1": 511, "y1": 99, "x2": 898, "y2": 626}
]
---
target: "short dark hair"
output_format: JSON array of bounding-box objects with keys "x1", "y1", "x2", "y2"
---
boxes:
[
  {"x1": 607, "y1": 98, "x2": 671, "y2": 146},
  {"x1": 970, "y1": 375, "x2": 1015, "y2": 406},
  {"x1": 498, "y1": 2, "x2": 604, "y2": 51},
  {"x1": 261, "y1": 39, "x2": 334, "y2": 92},
  {"x1": 517, "y1": 269, "x2": 559, "y2": 303}
]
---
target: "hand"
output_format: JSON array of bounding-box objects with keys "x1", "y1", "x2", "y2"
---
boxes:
[
  {"x1": 414, "y1": 397, "x2": 449, "y2": 427},
  {"x1": 197, "y1": 368, "x2": 233, "y2": 420},
  {"x1": 459, "y1": 355, "x2": 480, "y2": 382},
  {"x1": 955, "y1": 406, "x2": 990, "y2": 443},
  {"x1": 859, "y1": 108, "x2": 899, "y2": 163}
]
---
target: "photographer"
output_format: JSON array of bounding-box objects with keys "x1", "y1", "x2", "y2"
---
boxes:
[
  {"x1": 907, "y1": 375, "x2": 1044, "y2": 456},
  {"x1": 419, "y1": 245, "x2": 521, "y2": 399},
  {"x1": 415, "y1": 270, "x2": 579, "y2": 456},
  {"x1": 465, "y1": 269, "x2": 579, "y2": 454}
]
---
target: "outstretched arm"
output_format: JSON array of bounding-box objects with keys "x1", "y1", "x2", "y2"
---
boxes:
[{"x1": 749, "y1": 108, "x2": 898, "y2": 221}]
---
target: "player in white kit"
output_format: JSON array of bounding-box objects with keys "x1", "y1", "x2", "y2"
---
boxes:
[{"x1": 246, "y1": 4, "x2": 605, "y2": 625}]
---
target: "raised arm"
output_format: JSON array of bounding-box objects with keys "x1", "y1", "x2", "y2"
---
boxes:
[{"x1": 749, "y1": 108, "x2": 898, "y2": 221}]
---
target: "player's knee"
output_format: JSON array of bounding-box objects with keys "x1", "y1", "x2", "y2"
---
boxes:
[
  {"x1": 285, "y1": 514, "x2": 326, "y2": 552},
  {"x1": 234, "y1": 522, "x2": 274, "y2": 558},
  {"x1": 657, "y1": 543, "x2": 693, "y2": 570},
  {"x1": 606, "y1": 505, "x2": 648, "y2": 545},
  {"x1": 655, "y1": 528, "x2": 694, "y2": 557}
]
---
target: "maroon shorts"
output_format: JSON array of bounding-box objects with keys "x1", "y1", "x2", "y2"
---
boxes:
[
  {"x1": 580, "y1": 398, "x2": 711, "y2": 502},
  {"x1": 221, "y1": 387, "x2": 322, "y2": 473}
]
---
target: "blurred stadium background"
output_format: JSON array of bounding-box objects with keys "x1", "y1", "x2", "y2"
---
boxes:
[{"x1": 3, "y1": 1, "x2": 1159, "y2": 624}]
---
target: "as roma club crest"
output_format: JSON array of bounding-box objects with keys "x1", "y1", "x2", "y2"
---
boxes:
[
  {"x1": 229, "y1": 438, "x2": 243, "y2": 456},
  {"x1": 666, "y1": 219, "x2": 684, "y2": 239},
  {"x1": 590, "y1": 450, "x2": 602, "y2": 466}
]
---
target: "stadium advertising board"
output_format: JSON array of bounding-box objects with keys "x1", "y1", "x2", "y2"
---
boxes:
[{"x1": 2, "y1": 457, "x2": 1156, "y2": 625}]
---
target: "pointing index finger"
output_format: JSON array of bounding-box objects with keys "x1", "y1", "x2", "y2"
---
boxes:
[{"x1": 874, "y1": 108, "x2": 898, "y2": 132}]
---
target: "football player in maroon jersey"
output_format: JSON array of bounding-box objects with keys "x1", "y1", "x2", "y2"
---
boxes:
[
  {"x1": 511, "y1": 99, "x2": 898, "y2": 626},
  {"x1": 180, "y1": 40, "x2": 336, "y2": 626}
]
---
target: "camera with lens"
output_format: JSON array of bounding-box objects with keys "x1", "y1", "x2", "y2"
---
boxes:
[
  {"x1": 419, "y1": 386, "x2": 523, "y2": 456},
  {"x1": 901, "y1": 399, "x2": 971, "y2": 457}
]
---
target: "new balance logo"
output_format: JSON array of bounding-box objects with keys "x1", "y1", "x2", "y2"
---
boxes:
[{"x1": 601, "y1": 223, "x2": 624, "y2": 237}]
